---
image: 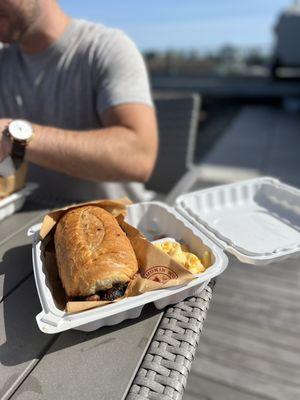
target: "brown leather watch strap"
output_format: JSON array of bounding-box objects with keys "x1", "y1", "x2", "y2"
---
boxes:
[{"x1": 11, "y1": 140, "x2": 26, "y2": 170}]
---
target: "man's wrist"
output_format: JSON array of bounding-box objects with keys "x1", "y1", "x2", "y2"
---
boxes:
[{"x1": 4, "y1": 120, "x2": 35, "y2": 165}]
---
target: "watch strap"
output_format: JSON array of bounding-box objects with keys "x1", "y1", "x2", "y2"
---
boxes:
[{"x1": 11, "y1": 140, "x2": 26, "y2": 170}]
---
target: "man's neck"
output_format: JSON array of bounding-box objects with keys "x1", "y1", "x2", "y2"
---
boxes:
[{"x1": 19, "y1": 3, "x2": 71, "y2": 55}]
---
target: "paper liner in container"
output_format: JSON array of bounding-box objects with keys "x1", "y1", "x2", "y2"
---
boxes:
[
  {"x1": 39, "y1": 199, "x2": 196, "y2": 315},
  {"x1": 39, "y1": 197, "x2": 131, "y2": 238}
]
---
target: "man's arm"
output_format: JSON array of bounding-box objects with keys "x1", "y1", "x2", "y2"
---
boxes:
[{"x1": 0, "y1": 103, "x2": 158, "y2": 182}]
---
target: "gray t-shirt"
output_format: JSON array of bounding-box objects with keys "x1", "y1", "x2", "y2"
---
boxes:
[{"x1": 0, "y1": 19, "x2": 153, "y2": 203}]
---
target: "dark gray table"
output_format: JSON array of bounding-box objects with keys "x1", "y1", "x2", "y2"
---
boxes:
[{"x1": 0, "y1": 203, "x2": 214, "y2": 400}]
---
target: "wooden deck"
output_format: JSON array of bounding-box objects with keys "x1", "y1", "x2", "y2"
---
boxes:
[{"x1": 183, "y1": 105, "x2": 300, "y2": 400}]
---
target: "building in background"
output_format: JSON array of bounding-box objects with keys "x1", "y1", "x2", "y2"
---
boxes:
[{"x1": 272, "y1": 0, "x2": 300, "y2": 78}]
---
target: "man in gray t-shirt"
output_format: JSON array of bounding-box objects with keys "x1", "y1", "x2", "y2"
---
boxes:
[{"x1": 0, "y1": 0, "x2": 158, "y2": 203}]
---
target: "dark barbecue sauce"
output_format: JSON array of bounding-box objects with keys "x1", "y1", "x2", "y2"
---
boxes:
[{"x1": 72, "y1": 283, "x2": 127, "y2": 302}]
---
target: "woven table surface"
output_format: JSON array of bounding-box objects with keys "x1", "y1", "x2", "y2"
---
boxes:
[{"x1": 126, "y1": 280, "x2": 215, "y2": 400}]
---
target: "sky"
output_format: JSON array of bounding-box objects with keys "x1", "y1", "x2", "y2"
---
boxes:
[{"x1": 60, "y1": 0, "x2": 292, "y2": 52}]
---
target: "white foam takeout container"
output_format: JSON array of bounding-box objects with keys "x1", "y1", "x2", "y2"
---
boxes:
[
  {"x1": 0, "y1": 182, "x2": 38, "y2": 221},
  {"x1": 29, "y1": 176, "x2": 300, "y2": 333}
]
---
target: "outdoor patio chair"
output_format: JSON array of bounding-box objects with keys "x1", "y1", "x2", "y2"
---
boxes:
[{"x1": 146, "y1": 92, "x2": 201, "y2": 194}]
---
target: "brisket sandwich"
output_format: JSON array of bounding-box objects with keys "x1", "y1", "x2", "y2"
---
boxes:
[{"x1": 54, "y1": 206, "x2": 138, "y2": 301}]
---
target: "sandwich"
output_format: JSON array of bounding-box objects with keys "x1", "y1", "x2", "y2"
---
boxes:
[{"x1": 54, "y1": 205, "x2": 138, "y2": 301}]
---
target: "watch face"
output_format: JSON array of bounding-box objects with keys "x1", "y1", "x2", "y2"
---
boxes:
[{"x1": 9, "y1": 120, "x2": 33, "y2": 141}]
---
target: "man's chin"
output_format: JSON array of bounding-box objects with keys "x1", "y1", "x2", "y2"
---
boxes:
[
  {"x1": 0, "y1": 35, "x2": 14, "y2": 44},
  {"x1": 0, "y1": 32, "x2": 19, "y2": 44},
  {"x1": 0, "y1": 19, "x2": 15, "y2": 43}
]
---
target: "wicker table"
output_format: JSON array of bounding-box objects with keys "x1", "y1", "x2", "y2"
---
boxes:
[{"x1": 0, "y1": 202, "x2": 214, "y2": 400}]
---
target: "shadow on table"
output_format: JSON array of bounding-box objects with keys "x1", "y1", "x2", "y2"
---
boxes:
[
  {"x1": 0, "y1": 243, "x2": 162, "y2": 367},
  {"x1": 0, "y1": 244, "x2": 33, "y2": 303}
]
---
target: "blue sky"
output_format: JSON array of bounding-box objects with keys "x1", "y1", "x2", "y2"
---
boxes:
[{"x1": 60, "y1": 0, "x2": 290, "y2": 52}]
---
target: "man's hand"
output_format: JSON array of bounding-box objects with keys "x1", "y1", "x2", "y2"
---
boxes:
[{"x1": 0, "y1": 119, "x2": 12, "y2": 162}]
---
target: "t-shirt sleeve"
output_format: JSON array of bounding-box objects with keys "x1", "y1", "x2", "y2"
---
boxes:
[{"x1": 95, "y1": 30, "x2": 153, "y2": 115}]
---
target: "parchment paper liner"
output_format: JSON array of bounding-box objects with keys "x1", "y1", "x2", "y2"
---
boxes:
[{"x1": 39, "y1": 198, "x2": 196, "y2": 314}]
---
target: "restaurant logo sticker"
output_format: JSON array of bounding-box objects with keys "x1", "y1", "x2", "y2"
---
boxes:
[{"x1": 144, "y1": 266, "x2": 178, "y2": 283}]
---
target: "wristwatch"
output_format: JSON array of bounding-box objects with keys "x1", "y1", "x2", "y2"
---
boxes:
[{"x1": 4, "y1": 120, "x2": 34, "y2": 169}]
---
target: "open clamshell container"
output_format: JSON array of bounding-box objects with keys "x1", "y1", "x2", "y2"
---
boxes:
[
  {"x1": 30, "y1": 176, "x2": 300, "y2": 333},
  {"x1": 0, "y1": 183, "x2": 38, "y2": 221},
  {"x1": 176, "y1": 176, "x2": 300, "y2": 265}
]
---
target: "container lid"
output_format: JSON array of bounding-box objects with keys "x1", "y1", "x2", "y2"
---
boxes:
[{"x1": 175, "y1": 177, "x2": 300, "y2": 265}]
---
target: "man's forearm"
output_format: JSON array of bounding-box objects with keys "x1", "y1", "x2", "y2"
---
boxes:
[
  {"x1": 26, "y1": 124, "x2": 155, "y2": 182},
  {"x1": 0, "y1": 104, "x2": 158, "y2": 182}
]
